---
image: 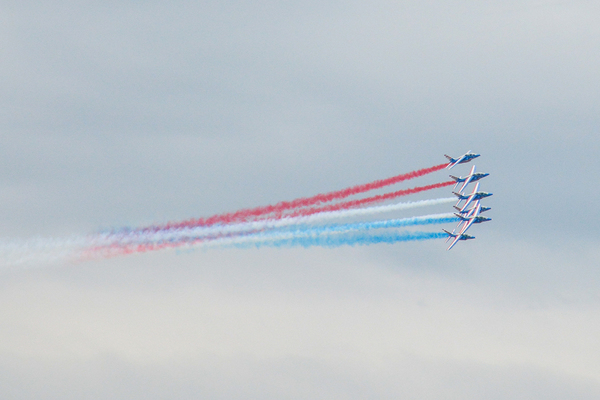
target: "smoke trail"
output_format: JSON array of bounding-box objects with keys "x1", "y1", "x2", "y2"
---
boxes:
[
  {"x1": 201, "y1": 213, "x2": 457, "y2": 248},
  {"x1": 149, "y1": 163, "x2": 448, "y2": 230},
  {"x1": 0, "y1": 199, "x2": 457, "y2": 266},
  {"x1": 236, "y1": 231, "x2": 448, "y2": 249},
  {"x1": 99, "y1": 214, "x2": 457, "y2": 255},
  {"x1": 283, "y1": 181, "x2": 454, "y2": 219},
  {"x1": 0, "y1": 235, "x2": 98, "y2": 267},
  {"x1": 1, "y1": 213, "x2": 455, "y2": 266},
  {"x1": 100, "y1": 197, "x2": 456, "y2": 247}
]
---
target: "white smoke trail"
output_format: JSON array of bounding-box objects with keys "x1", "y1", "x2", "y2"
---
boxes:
[{"x1": 0, "y1": 236, "x2": 94, "y2": 267}]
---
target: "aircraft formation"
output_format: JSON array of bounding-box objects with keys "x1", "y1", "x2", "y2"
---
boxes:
[
  {"x1": 443, "y1": 151, "x2": 492, "y2": 250},
  {"x1": 1, "y1": 151, "x2": 492, "y2": 266}
]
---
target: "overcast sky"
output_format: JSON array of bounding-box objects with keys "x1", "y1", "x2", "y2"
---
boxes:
[{"x1": 1, "y1": 1, "x2": 600, "y2": 398}]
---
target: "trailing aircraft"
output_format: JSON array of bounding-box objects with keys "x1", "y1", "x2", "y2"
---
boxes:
[
  {"x1": 453, "y1": 182, "x2": 493, "y2": 211},
  {"x1": 454, "y1": 202, "x2": 491, "y2": 234},
  {"x1": 445, "y1": 151, "x2": 480, "y2": 169},
  {"x1": 454, "y1": 199, "x2": 489, "y2": 215},
  {"x1": 442, "y1": 229, "x2": 475, "y2": 250},
  {"x1": 449, "y1": 165, "x2": 489, "y2": 193}
]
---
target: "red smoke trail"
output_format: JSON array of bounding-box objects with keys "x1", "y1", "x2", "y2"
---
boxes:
[
  {"x1": 83, "y1": 235, "x2": 215, "y2": 260},
  {"x1": 86, "y1": 180, "x2": 455, "y2": 259},
  {"x1": 160, "y1": 163, "x2": 448, "y2": 230},
  {"x1": 86, "y1": 181, "x2": 451, "y2": 257},
  {"x1": 282, "y1": 181, "x2": 455, "y2": 219}
]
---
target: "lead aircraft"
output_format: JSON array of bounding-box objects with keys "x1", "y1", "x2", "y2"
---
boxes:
[
  {"x1": 449, "y1": 165, "x2": 489, "y2": 193},
  {"x1": 445, "y1": 151, "x2": 480, "y2": 169},
  {"x1": 443, "y1": 229, "x2": 475, "y2": 250}
]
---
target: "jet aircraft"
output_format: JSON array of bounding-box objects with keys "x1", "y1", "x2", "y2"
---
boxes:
[
  {"x1": 443, "y1": 229, "x2": 475, "y2": 250},
  {"x1": 453, "y1": 182, "x2": 493, "y2": 212},
  {"x1": 449, "y1": 165, "x2": 489, "y2": 193},
  {"x1": 445, "y1": 151, "x2": 480, "y2": 169},
  {"x1": 454, "y1": 202, "x2": 491, "y2": 234}
]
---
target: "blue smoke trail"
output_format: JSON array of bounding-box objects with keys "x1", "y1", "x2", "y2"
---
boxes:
[
  {"x1": 275, "y1": 214, "x2": 458, "y2": 236},
  {"x1": 142, "y1": 213, "x2": 458, "y2": 250},
  {"x1": 100, "y1": 198, "x2": 456, "y2": 243},
  {"x1": 235, "y1": 231, "x2": 448, "y2": 249}
]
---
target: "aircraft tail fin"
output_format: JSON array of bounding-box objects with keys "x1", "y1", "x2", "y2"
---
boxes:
[
  {"x1": 444, "y1": 154, "x2": 454, "y2": 162},
  {"x1": 449, "y1": 175, "x2": 459, "y2": 182},
  {"x1": 454, "y1": 213, "x2": 467, "y2": 221}
]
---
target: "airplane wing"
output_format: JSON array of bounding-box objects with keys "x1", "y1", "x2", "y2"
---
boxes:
[
  {"x1": 465, "y1": 201, "x2": 481, "y2": 217},
  {"x1": 458, "y1": 194, "x2": 476, "y2": 212},
  {"x1": 458, "y1": 202, "x2": 482, "y2": 233},
  {"x1": 446, "y1": 235, "x2": 462, "y2": 250},
  {"x1": 458, "y1": 179, "x2": 470, "y2": 194},
  {"x1": 453, "y1": 191, "x2": 468, "y2": 200},
  {"x1": 458, "y1": 218, "x2": 475, "y2": 234},
  {"x1": 458, "y1": 165, "x2": 476, "y2": 192},
  {"x1": 447, "y1": 155, "x2": 464, "y2": 169},
  {"x1": 442, "y1": 229, "x2": 453, "y2": 243}
]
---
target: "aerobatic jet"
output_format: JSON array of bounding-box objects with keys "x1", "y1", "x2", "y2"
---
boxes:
[
  {"x1": 454, "y1": 199, "x2": 488, "y2": 215},
  {"x1": 453, "y1": 182, "x2": 493, "y2": 212},
  {"x1": 449, "y1": 165, "x2": 489, "y2": 193},
  {"x1": 454, "y1": 202, "x2": 491, "y2": 234},
  {"x1": 443, "y1": 229, "x2": 475, "y2": 250},
  {"x1": 445, "y1": 151, "x2": 480, "y2": 169}
]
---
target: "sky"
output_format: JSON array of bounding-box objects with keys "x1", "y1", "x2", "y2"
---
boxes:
[{"x1": 1, "y1": 1, "x2": 600, "y2": 398}]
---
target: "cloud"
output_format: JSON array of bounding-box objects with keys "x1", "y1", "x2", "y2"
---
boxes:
[{"x1": 1, "y1": 246, "x2": 600, "y2": 398}]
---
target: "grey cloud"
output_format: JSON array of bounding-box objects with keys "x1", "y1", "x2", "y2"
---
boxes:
[{"x1": 1, "y1": 345, "x2": 599, "y2": 399}]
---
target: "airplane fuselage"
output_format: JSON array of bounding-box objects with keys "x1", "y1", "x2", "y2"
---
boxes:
[
  {"x1": 451, "y1": 172, "x2": 489, "y2": 184},
  {"x1": 443, "y1": 229, "x2": 475, "y2": 250},
  {"x1": 445, "y1": 151, "x2": 480, "y2": 169},
  {"x1": 454, "y1": 205, "x2": 491, "y2": 214},
  {"x1": 451, "y1": 155, "x2": 478, "y2": 165},
  {"x1": 454, "y1": 214, "x2": 492, "y2": 223},
  {"x1": 453, "y1": 191, "x2": 493, "y2": 201}
]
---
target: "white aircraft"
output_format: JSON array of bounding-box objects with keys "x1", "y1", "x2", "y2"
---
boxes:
[
  {"x1": 454, "y1": 202, "x2": 491, "y2": 234},
  {"x1": 449, "y1": 165, "x2": 489, "y2": 193},
  {"x1": 453, "y1": 182, "x2": 493, "y2": 212},
  {"x1": 443, "y1": 229, "x2": 475, "y2": 250},
  {"x1": 445, "y1": 151, "x2": 480, "y2": 169}
]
